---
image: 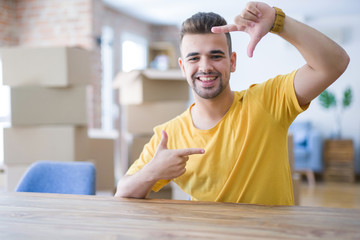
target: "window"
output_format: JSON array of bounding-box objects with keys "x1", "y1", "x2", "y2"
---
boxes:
[
  {"x1": 121, "y1": 32, "x2": 147, "y2": 72},
  {"x1": 100, "y1": 26, "x2": 115, "y2": 131}
]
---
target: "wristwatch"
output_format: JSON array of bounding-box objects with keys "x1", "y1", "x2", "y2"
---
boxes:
[{"x1": 270, "y1": 7, "x2": 285, "y2": 34}]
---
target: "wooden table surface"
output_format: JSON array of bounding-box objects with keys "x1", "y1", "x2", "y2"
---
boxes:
[{"x1": 0, "y1": 192, "x2": 359, "y2": 240}]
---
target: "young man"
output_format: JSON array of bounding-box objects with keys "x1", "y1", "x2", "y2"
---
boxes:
[{"x1": 115, "y1": 2, "x2": 349, "y2": 205}]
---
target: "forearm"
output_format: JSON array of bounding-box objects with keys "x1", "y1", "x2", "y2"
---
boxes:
[
  {"x1": 279, "y1": 16, "x2": 349, "y2": 82},
  {"x1": 114, "y1": 168, "x2": 158, "y2": 198}
]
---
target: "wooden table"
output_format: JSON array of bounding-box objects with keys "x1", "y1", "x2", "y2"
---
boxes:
[{"x1": 1, "y1": 192, "x2": 360, "y2": 239}]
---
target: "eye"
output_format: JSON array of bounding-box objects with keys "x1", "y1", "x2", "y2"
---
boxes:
[
  {"x1": 188, "y1": 57, "x2": 199, "y2": 62},
  {"x1": 211, "y1": 55, "x2": 224, "y2": 60}
]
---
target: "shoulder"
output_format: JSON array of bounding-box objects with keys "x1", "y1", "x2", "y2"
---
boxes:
[
  {"x1": 242, "y1": 71, "x2": 298, "y2": 97},
  {"x1": 252, "y1": 71, "x2": 296, "y2": 89}
]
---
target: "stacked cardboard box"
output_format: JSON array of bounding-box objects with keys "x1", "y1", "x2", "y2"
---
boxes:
[
  {"x1": 0, "y1": 47, "x2": 100, "y2": 191},
  {"x1": 113, "y1": 69, "x2": 190, "y2": 199},
  {"x1": 88, "y1": 133, "x2": 116, "y2": 193}
]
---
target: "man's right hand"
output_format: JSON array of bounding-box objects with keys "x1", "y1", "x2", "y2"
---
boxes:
[{"x1": 144, "y1": 130, "x2": 205, "y2": 181}]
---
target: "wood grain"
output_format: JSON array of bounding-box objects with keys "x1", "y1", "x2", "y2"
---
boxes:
[{"x1": 0, "y1": 192, "x2": 359, "y2": 239}]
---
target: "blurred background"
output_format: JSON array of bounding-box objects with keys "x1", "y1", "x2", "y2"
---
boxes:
[{"x1": 0, "y1": 0, "x2": 359, "y2": 206}]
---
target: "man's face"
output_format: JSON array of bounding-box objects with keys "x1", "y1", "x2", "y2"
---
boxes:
[{"x1": 179, "y1": 33, "x2": 236, "y2": 99}]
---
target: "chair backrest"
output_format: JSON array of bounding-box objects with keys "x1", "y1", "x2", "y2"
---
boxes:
[{"x1": 15, "y1": 161, "x2": 96, "y2": 195}]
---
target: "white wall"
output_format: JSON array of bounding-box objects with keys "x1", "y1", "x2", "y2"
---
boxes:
[{"x1": 229, "y1": 14, "x2": 360, "y2": 173}]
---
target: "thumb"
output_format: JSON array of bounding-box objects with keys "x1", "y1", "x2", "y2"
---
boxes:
[
  {"x1": 158, "y1": 130, "x2": 168, "y2": 150},
  {"x1": 247, "y1": 35, "x2": 261, "y2": 58}
]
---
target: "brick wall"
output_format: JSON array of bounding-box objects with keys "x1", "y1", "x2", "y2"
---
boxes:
[
  {"x1": 0, "y1": 0, "x2": 16, "y2": 46},
  {"x1": 16, "y1": 0, "x2": 93, "y2": 49}
]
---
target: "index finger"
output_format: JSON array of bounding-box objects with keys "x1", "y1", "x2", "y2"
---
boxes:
[
  {"x1": 212, "y1": 20, "x2": 256, "y2": 34},
  {"x1": 175, "y1": 148, "x2": 205, "y2": 157},
  {"x1": 212, "y1": 24, "x2": 244, "y2": 34}
]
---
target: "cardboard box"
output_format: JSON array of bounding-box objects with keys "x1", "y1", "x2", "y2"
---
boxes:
[
  {"x1": 11, "y1": 86, "x2": 88, "y2": 126},
  {"x1": 122, "y1": 101, "x2": 188, "y2": 134},
  {"x1": 113, "y1": 69, "x2": 189, "y2": 104},
  {"x1": 4, "y1": 126, "x2": 89, "y2": 164},
  {"x1": 88, "y1": 137, "x2": 115, "y2": 192},
  {"x1": 0, "y1": 47, "x2": 91, "y2": 87}
]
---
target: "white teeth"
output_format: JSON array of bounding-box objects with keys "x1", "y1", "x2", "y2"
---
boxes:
[{"x1": 198, "y1": 76, "x2": 216, "y2": 81}]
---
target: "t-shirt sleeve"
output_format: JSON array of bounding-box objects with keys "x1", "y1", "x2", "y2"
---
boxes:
[
  {"x1": 126, "y1": 126, "x2": 171, "y2": 192},
  {"x1": 255, "y1": 70, "x2": 309, "y2": 126}
]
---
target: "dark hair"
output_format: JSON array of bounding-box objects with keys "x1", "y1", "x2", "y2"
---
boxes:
[{"x1": 180, "y1": 12, "x2": 232, "y2": 54}]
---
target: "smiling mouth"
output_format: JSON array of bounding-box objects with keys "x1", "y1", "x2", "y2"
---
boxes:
[
  {"x1": 197, "y1": 76, "x2": 218, "y2": 82},
  {"x1": 195, "y1": 75, "x2": 218, "y2": 88}
]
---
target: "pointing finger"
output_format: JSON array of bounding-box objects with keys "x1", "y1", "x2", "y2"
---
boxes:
[
  {"x1": 175, "y1": 148, "x2": 205, "y2": 157},
  {"x1": 212, "y1": 24, "x2": 248, "y2": 34}
]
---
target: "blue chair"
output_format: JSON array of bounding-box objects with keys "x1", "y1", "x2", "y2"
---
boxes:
[
  {"x1": 289, "y1": 121, "x2": 323, "y2": 185},
  {"x1": 15, "y1": 161, "x2": 96, "y2": 195}
]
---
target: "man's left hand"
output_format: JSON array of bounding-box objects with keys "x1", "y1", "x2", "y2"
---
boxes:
[{"x1": 211, "y1": 1, "x2": 275, "y2": 57}]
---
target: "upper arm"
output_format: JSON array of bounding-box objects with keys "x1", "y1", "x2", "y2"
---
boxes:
[
  {"x1": 293, "y1": 65, "x2": 328, "y2": 107},
  {"x1": 294, "y1": 57, "x2": 349, "y2": 107}
]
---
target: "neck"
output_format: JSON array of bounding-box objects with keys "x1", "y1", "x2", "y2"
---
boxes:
[{"x1": 191, "y1": 87, "x2": 234, "y2": 130}]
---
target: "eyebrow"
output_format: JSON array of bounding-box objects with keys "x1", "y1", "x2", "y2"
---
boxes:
[
  {"x1": 210, "y1": 50, "x2": 226, "y2": 55},
  {"x1": 185, "y1": 50, "x2": 226, "y2": 58},
  {"x1": 185, "y1": 52, "x2": 199, "y2": 58}
]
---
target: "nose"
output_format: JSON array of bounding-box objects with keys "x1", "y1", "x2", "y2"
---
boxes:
[{"x1": 198, "y1": 58, "x2": 214, "y2": 73}]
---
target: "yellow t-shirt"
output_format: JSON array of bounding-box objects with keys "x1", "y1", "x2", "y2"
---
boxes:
[{"x1": 127, "y1": 70, "x2": 308, "y2": 205}]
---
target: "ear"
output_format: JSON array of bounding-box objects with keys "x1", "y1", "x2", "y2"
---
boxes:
[
  {"x1": 178, "y1": 57, "x2": 186, "y2": 77},
  {"x1": 230, "y1": 52, "x2": 237, "y2": 72}
]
